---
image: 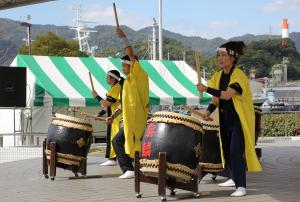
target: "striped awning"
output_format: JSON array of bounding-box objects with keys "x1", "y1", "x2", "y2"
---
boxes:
[
  {"x1": 12, "y1": 55, "x2": 211, "y2": 106},
  {"x1": 0, "y1": 0, "x2": 55, "y2": 10}
]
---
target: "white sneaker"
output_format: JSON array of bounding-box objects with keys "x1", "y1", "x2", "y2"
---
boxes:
[
  {"x1": 100, "y1": 159, "x2": 117, "y2": 166},
  {"x1": 118, "y1": 171, "x2": 135, "y2": 179},
  {"x1": 218, "y1": 179, "x2": 235, "y2": 187},
  {"x1": 231, "y1": 187, "x2": 247, "y2": 197}
]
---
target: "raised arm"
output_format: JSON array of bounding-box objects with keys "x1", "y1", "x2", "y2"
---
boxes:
[{"x1": 116, "y1": 27, "x2": 135, "y2": 62}]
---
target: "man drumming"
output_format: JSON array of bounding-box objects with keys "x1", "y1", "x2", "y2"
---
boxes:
[
  {"x1": 107, "y1": 26, "x2": 149, "y2": 179},
  {"x1": 197, "y1": 41, "x2": 262, "y2": 197}
]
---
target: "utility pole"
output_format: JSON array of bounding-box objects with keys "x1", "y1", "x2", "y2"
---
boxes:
[
  {"x1": 152, "y1": 18, "x2": 157, "y2": 60},
  {"x1": 158, "y1": 0, "x2": 163, "y2": 60},
  {"x1": 20, "y1": 15, "x2": 32, "y2": 55}
]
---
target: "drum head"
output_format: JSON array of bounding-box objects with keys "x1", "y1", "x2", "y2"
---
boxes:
[
  {"x1": 148, "y1": 111, "x2": 203, "y2": 133},
  {"x1": 54, "y1": 113, "x2": 91, "y2": 124},
  {"x1": 191, "y1": 109, "x2": 219, "y2": 131},
  {"x1": 52, "y1": 113, "x2": 93, "y2": 132}
]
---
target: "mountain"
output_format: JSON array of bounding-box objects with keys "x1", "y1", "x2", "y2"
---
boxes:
[{"x1": 1, "y1": 17, "x2": 300, "y2": 64}]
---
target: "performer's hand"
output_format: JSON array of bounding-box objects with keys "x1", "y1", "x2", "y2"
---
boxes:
[
  {"x1": 203, "y1": 111, "x2": 213, "y2": 121},
  {"x1": 105, "y1": 117, "x2": 113, "y2": 125},
  {"x1": 92, "y1": 90, "x2": 98, "y2": 98},
  {"x1": 197, "y1": 83, "x2": 208, "y2": 93},
  {"x1": 116, "y1": 27, "x2": 126, "y2": 38}
]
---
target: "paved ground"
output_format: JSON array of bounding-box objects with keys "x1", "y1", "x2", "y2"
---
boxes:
[
  {"x1": 1, "y1": 141, "x2": 300, "y2": 202},
  {"x1": 0, "y1": 147, "x2": 42, "y2": 163}
]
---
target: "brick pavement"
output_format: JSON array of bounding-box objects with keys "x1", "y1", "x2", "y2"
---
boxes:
[{"x1": 0, "y1": 141, "x2": 300, "y2": 202}]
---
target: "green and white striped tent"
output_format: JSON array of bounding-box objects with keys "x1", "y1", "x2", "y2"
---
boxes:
[{"x1": 11, "y1": 55, "x2": 211, "y2": 107}]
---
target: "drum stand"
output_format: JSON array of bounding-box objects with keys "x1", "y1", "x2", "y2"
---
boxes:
[
  {"x1": 42, "y1": 139, "x2": 88, "y2": 181},
  {"x1": 199, "y1": 169, "x2": 229, "y2": 183},
  {"x1": 198, "y1": 147, "x2": 262, "y2": 183},
  {"x1": 134, "y1": 151, "x2": 201, "y2": 202}
]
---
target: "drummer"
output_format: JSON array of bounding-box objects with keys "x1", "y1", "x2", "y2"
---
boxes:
[
  {"x1": 92, "y1": 70, "x2": 123, "y2": 166},
  {"x1": 197, "y1": 41, "x2": 262, "y2": 197},
  {"x1": 106, "y1": 26, "x2": 149, "y2": 179}
]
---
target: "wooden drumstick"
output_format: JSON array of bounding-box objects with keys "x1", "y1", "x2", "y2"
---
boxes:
[
  {"x1": 73, "y1": 107, "x2": 106, "y2": 121},
  {"x1": 88, "y1": 72, "x2": 95, "y2": 91},
  {"x1": 181, "y1": 105, "x2": 213, "y2": 121},
  {"x1": 79, "y1": 111, "x2": 106, "y2": 121},
  {"x1": 113, "y1": 3, "x2": 119, "y2": 28},
  {"x1": 195, "y1": 51, "x2": 203, "y2": 99}
]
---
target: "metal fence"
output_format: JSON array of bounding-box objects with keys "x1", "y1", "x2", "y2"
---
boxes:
[
  {"x1": 1, "y1": 110, "x2": 299, "y2": 164},
  {"x1": 0, "y1": 130, "x2": 107, "y2": 147}
]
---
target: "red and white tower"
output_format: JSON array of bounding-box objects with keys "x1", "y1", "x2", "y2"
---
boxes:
[{"x1": 282, "y1": 19, "x2": 289, "y2": 46}]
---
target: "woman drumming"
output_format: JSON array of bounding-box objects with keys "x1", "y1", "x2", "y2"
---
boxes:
[
  {"x1": 197, "y1": 41, "x2": 262, "y2": 197},
  {"x1": 92, "y1": 70, "x2": 123, "y2": 166}
]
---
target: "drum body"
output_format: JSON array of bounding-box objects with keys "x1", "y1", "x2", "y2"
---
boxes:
[
  {"x1": 46, "y1": 114, "x2": 93, "y2": 169},
  {"x1": 199, "y1": 123, "x2": 224, "y2": 173},
  {"x1": 140, "y1": 111, "x2": 203, "y2": 182},
  {"x1": 191, "y1": 109, "x2": 223, "y2": 173},
  {"x1": 196, "y1": 106, "x2": 262, "y2": 174}
]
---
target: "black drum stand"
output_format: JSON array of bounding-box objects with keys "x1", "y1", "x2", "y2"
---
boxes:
[
  {"x1": 42, "y1": 138, "x2": 87, "y2": 181},
  {"x1": 198, "y1": 147, "x2": 262, "y2": 183}
]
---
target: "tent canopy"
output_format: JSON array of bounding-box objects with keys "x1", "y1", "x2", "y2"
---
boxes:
[
  {"x1": 0, "y1": 0, "x2": 54, "y2": 10},
  {"x1": 12, "y1": 54, "x2": 211, "y2": 107}
]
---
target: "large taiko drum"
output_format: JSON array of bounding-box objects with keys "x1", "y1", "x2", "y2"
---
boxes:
[
  {"x1": 139, "y1": 111, "x2": 203, "y2": 182},
  {"x1": 193, "y1": 106, "x2": 262, "y2": 175},
  {"x1": 192, "y1": 109, "x2": 224, "y2": 173},
  {"x1": 46, "y1": 114, "x2": 93, "y2": 170}
]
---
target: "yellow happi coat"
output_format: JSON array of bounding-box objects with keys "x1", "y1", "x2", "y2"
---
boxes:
[
  {"x1": 208, "y1": 67, "x2": 262, "y2": 172},
  {"x1": 106, "y1": 83, "x2": 122, "y2": 158},
  {"x1": 122, "y1": 60, "x2": 149, "y2": 157}
]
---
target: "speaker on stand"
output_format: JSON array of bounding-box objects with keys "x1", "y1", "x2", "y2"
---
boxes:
[
  {"x1": 0, "y1": 66, "x2": 27, "y2": 146},
  {"x1": 0, "y1": 66, "x2": 26, "y2": 107}
]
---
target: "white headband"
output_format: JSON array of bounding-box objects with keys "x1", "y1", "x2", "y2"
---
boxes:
[
  {"x1": 107, "y1": 72, "x2": 120, "y2": 80},
  {"x1": 217, "y1": 47, "x2": 227, "y2": 53},
  {"x1": 121, "y1": 59, "x2": 131, "y2": 65},
  {"x1": 217, "y1": 47, "x2": 238, "y2": 57}
]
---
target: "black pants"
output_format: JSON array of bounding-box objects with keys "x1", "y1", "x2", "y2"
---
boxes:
[
  {"x1": 220, "y1": 112, "x2": 246, "y2": 188},
  {"x1": 112, "y1": 127, "x2": 134, "y2": 173},
  {"x1": 105, "y1": 124, "x2": 112, "y2": 158},
  {"x1": 105, "y1": 125, "x2": 117, "y2": 160}
]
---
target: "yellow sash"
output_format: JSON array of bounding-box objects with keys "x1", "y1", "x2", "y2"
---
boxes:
[{"x1": 106, "y1": 83, "x2": 122, "y2": 158}]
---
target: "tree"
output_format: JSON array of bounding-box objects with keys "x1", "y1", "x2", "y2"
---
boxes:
[
  {"x1": 94, "y1": 36, "x2": 220, "y2": 78},
  {"x1": 238, "y1": 39, "x2": 300, "y2": 80},
  {"x1": 18, "y1": 32, "x2": 87, "y2": 57},
  {"x1": 94, "y1": 37, "x2": 300, "y2": 81}
]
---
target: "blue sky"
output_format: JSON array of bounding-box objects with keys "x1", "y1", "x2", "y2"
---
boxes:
[{"x1": 0, "y1": 0, "x2": 300, "y2": 39}]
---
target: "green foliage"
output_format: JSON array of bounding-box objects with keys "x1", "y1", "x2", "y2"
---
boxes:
[
  {"x1": 17, "y1": 32, "x2": 87, "y2": 57},
  {"x1": 95, "y1": 38, "x2": 300, "y2": 81},
  {"x1": 95, "y1": 48, "x2": 119, "y2": 58},
  {"x1": 262, "y1": 113, "x2": 300, "y2": 136},
  {"x1": 238, "y1": 39, "x2": 300, "y2": 80},
  {"x1": 201, "y1": 56, "x2": 219, "y2": 78},
  {"x1": 2, "y1": 18, "x2": 300, "y2": 79},
  {"x1": 94, "y1": 36, "x2": 219, "y2": 77}
]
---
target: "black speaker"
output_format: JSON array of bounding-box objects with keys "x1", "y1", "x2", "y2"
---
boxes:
[{"x1": 0, "y1": 66, "x2": 27, "y2": 107}]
